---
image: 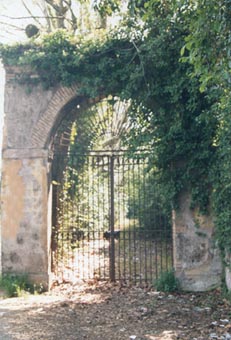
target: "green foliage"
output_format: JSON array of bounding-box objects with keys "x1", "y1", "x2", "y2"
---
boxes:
[
  {"x1": 93, "y1": 0, "x2": 121, "y2": 16},
  {"x1": 211, "y1": 103, "x2": 231, "y2": 254},
  {"x1": 176, "y1": 0, "x2": 231, "y2": 259},
  {"x1": 154, "y1": 269, "x2": 180, "y2": 292},
  {"x1": 127, "y1": 167, "x2": 172, "y2": 238},
  {"x1": 121, "y1": 20, "x2": 217, "y2": 212},
  {"x1": 0, "y1": 30, "x2": 136, "y2": 95},
  {"x1": 180, "y1": 0, "x2": 231, "y2": 93},
  {"x1": 0, "y1": 274, "x2": 40, "y2": 298}
]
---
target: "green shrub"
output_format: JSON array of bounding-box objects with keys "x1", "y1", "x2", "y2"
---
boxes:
[
  {"x1": 154, "y1": 270, "x2": 180, "y2": 292},
  {"x1": 0, "y1": 274, "x2": 35, "y2": 298}
]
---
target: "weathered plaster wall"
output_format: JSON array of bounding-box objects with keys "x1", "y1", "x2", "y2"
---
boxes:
[
  {"x1": 173, "y1": 192, "x2": 222, "y2": 291},
  {"x1": 225, "y1": 253, "x2": 231, "y2": 291},
  {"x1": 3, "y1": 66, "x2": 79, "y2": 149},
  {"x1": 1, "y1": 152, "x2": 49, "y2": 284}
]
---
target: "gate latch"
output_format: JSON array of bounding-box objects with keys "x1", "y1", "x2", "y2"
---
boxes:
[{"x1": 103, "y1": 230, "x2": 120, "y2": 240}]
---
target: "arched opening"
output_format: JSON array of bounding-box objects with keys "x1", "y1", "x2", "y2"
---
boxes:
[{"x1": 49, "y1": 96, "x2": 173, "y2": 285}]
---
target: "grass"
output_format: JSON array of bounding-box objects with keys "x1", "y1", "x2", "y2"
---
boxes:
[
  {"x1": 0, "y1": 274, "x2": 43, "y2": 298},
  {"x1": 154, "y1": 269, "x2": 180, "y2": 292}
]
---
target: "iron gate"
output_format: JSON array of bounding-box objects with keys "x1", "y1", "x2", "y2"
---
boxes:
[{"x1": 51, "y1": 151, "x2": 173, "y2": 284}]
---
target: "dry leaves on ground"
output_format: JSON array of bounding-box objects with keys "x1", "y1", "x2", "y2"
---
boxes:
[{"x1": 0, "y1": 281, "x2": 231, "y2": 340}]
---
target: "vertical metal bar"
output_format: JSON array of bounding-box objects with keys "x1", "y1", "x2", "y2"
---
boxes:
[
  {"x1": 75, "y1": 156, "x2": 79, "y2": 279},
  {"x1": 102, "y1": 156, "x2": 107, "y2": 279},
  {"x1": 92, "y1": 156, "x2": 96, "y2": 279},
  {"x1": 81, "y1": 158, "x2": 85, "y2": 278},
  {"x1": 143, "y1": 158, "x2": 148, "y2": 283},
  {"x1": 165, "y1": 214, "x2": 169, "y2": 271},
  {"x1": 122, "y1": 156, "x2": 126, "y2": 282},
  {"x1": 132, "y1": 157, "x2": 136, "y2": 284},
  {"x1": 109, "y1": 155, "x2": 116, "y2": 282},
  {"x1": 97, "y1": 155, "x2": 102, "y2": 279},
  {"x1": 107, "y1": 155, "x2": 111, "y2": 280},
  {"x1": 128, "y1": 158, "x2": 132, "y2": 282},
  {"x1": 71, "y1": 153, "x2": 76, "y2": 279},
  {"x1": 87, "y1": 155, "x2": 91, "y2": 280},
  {"x1": 61, "y1": 165, "x2": 65, "y2": 282},
  {"x1": 170, "y1": 210, "x2": 174, "y2": 269},
  {"x1": 137, "y1": 157, "x2": 142, "y2": 284},
  {"x1": 116, "y1": 156, "x2": 121, "y2": 281},
  {"x1": 156, "y1": 171, "x2": 160, "y2": 278}
]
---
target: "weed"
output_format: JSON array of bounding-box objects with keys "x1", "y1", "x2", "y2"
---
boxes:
[
  {"x1": 154, "y1": 269, "x2": 180, "y2": 292},
  {"x1": 221, "y1": 284, "x2": 231, "y2": 303},
  {"x1": 0, "y1": 274, "x2": 39, "y2": 298}
]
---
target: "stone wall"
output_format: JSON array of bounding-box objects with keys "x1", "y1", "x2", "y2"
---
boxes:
[
  {"x1": 1, "y1": 150, "x2": 50, "y2": 285},
  {"x1": 225, "y1": 252, "x2": 231, "y2": 291},
  {"x1": 173, "y1": 192, "x2": 222, "y2": 291}
]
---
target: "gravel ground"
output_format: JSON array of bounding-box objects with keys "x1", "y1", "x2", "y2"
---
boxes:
[{"x1": 0, "y1": 281, "x2": 231, "y2": 340}]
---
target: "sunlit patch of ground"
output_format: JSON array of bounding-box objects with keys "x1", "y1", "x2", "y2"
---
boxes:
[{"x1": 144, "y1": 331, "x2": 178, "y2": 340}]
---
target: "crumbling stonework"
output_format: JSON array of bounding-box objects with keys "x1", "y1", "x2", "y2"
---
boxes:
[
  {"x1": 1, "y1": 152, "x2": 50, "y2": 285},
  {"x1": 173, "y1": 191, "x2": 222, "y2": 291},
  {"x1": 225, "y1": 252, "x2": 231, "y2": 291}
]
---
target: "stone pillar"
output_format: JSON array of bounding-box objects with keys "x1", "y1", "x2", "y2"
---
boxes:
[
  {"x1": 1, "y1": 149, "x2": 51, "y2": 288},
  {"x1": 0, "y1": 65, "x2": 55, "y2": 288},
  {"x1": 225, "y1": 252, "x2": 231, "y2": 290},
  {"x1": 0, "y1": 65, "x2": 79, "y2": 288},
  {"x1": 173, "y1": 192, "x2": 222, "y2": 291}
]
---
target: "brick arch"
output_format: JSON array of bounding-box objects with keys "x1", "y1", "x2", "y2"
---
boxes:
[{"x1": 31, "y1": 85, "x2": 79, "y2": 148}]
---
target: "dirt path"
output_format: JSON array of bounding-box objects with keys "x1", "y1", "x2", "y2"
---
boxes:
[{"x1": 0, "y1": 281, "x2": 231, "y2": 340}]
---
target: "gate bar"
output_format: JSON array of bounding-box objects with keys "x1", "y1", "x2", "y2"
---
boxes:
[{"x1": 109, "y1": 155, "x2": 116, "y2": 281}]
